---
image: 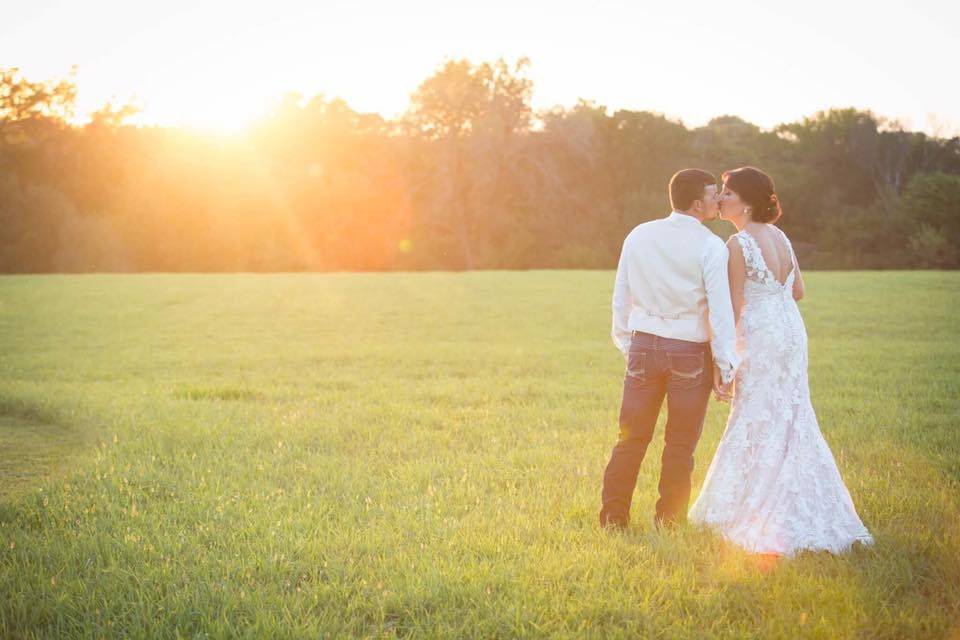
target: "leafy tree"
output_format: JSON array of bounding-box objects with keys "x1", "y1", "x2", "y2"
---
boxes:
[
  {"x1": 899, "y1": 172, "x2": 960, "y2": 267},
  {"x1": 405, "y1": 58, "x2": 533, "y2": 268}
]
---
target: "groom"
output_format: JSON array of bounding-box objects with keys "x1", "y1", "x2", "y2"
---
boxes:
[{"x1": 600, "y1": 169, "x2": 739, "y2": 531}]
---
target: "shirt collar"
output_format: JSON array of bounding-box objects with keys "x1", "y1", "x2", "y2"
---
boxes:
[{"x1": 667, "y1": 211, "x2": 703, "y2": 226}]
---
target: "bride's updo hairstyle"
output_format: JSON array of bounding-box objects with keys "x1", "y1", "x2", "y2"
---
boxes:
[{"x1": 722, "y1": 166, "x2": 781, "y2": 223}]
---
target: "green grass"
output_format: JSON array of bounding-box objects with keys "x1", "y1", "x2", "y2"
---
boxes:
[{"x1": 0, "y1": 271, "x2": 958, "y2": 639}]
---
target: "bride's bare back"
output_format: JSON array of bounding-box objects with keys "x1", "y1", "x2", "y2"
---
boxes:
[
  {"x1": 748, "y1": 224, "x2": 793, "y2": 284},
  {"x1": 726, "y1": 223, "x2": 805, "y2": 322}
]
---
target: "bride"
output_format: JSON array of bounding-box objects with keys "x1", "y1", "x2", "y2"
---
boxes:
[{"x1": 688, "y1": 166, "x2": 874, "y2": 556}]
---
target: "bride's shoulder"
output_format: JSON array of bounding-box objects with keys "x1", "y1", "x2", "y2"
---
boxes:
[
  {"x1": 726, "y1": 230, "x2": 747, "y2": 249},
  {"x1": 725, "y1": 233, "x2": 746, "y2": 262}
]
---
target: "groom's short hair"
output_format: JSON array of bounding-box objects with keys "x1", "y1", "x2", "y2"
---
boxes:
[{"x1": 669, "y1": 169, "x2": 717, "y2": 211}]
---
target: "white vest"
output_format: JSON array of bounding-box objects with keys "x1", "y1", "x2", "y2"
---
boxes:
[{"x1": 612, "y1": 211, "x2": 739, "y2": 380}]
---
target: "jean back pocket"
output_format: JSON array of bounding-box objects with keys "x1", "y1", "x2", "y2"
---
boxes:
[{"x1": 666, "y1": 351, "x2": 706, "y2": 389}]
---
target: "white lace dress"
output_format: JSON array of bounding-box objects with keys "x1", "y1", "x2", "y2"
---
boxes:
[{"x1": 688, "y1": 227, "x2": 873, "y2": 556}]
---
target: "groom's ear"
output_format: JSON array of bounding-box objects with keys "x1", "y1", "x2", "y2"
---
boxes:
[{"x1": 669, "y1": 169, "x2": 717, "y2": 212}]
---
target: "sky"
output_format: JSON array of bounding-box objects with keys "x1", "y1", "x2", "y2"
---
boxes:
[{"x1": 3, "y1": 0, "x2": 958, "y2": 133}]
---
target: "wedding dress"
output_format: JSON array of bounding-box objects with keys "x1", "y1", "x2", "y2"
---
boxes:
[{"x1": 688, "y1": 226, "x2": 873, "y2": 556}]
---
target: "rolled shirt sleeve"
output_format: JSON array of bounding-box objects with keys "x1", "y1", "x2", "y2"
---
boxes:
[
  {"x1": 701, "y1": 237, "x2": 740, "y2": 383},
  {"x1": 611, "y1": 236, "x2": 633, "y2": 356}
]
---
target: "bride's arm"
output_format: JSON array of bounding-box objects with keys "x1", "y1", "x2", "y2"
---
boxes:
[
  {"x1": 791, "y1": 252, "x2": 805, "y2": 301},
  {"x1": 776, "y1": 225, "x2": 805, "y2": 301},
  {"x1": 726, "y1": 236, "x2": 746, "y2": 325}
]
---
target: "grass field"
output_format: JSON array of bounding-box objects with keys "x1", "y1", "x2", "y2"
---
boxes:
[{"x1": 1, "y1": 271, "x2": 958, "y2": 639}]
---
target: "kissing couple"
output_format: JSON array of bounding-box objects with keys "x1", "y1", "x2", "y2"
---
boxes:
[{"x1": 599, "y1": 167, "x2": 874, "y2": 557}]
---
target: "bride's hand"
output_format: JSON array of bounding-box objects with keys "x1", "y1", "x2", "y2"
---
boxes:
[{"x1": 712, "y1": 365, "x2": 733, "y2": 402}]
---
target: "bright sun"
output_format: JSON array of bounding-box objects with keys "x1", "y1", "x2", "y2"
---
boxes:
[
  {"x1": 169, "y1": 92, "x2": 274, "y2": 133},
  {"x1": 117, "y1": 67, "x2": 284, "y2": 134}
]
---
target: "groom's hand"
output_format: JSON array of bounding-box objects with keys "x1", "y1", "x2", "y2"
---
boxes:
[{"x1": 712, "y1": 365, "x2": 733, "y2": 402}]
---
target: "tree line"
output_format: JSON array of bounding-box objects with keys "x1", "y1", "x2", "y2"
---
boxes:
[{"x1": 1, "y1": 60, "x2": 958, "y2": 273}]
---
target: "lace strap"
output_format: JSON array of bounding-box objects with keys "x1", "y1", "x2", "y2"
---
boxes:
[{"x1": 735, "y1": 232, "x2": 769, "y2": 284}]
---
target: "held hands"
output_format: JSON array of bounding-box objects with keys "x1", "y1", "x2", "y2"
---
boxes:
[{"x1": 712, "y1": 365, "x2": 733, "y2": 403}]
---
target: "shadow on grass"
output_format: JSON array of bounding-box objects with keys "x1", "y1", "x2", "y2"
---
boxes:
[{"x1": 0, "y1": 398, "x2": 88, "y2": 502}]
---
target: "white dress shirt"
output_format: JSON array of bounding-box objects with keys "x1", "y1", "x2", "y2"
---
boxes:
[{"x1": 611, "y1": 211, "x2": 740, "y2": 383}]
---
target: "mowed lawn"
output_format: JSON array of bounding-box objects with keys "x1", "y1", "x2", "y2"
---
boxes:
[{"x1": 1, "y1": 271, "x2": 958, "y2": 639}]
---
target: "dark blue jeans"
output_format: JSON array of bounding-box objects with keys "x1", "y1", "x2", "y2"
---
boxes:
[{"x1": 600, "y1": 331, "x2": 712, "y2": 529}]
